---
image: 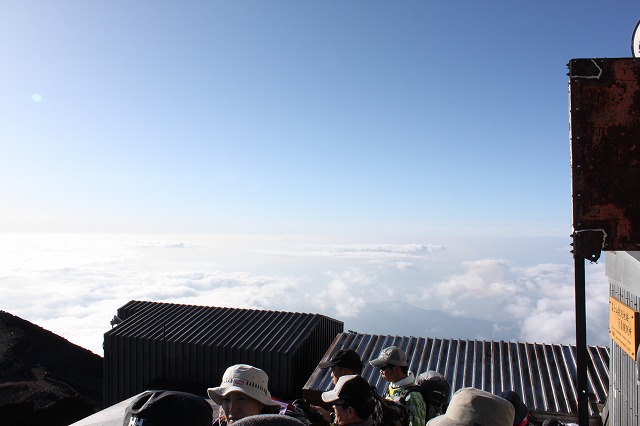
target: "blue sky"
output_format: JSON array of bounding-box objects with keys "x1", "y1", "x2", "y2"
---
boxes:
[
  {"x1": 2, "y1": 1, "x2": 635, "y2": 235},
  {"x1": 0, "y1": 2, "x2": 635, "y2": 354}
]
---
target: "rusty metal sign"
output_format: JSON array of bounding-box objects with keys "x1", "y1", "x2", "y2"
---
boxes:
[{"x1": 569, "y1": 58, "x2": 640, "y2": 252}]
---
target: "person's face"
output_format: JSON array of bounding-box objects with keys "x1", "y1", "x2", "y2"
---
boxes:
[
  {"x1": 332, "y1": 401, "x2": 357, "y2": 425},
  {"x1": 330, "y1": 366, "x2": 350, "y2": 384},
  {"x1": 380, "y1": 364, "x2": 400, "y2": 383},
  {"x1": 221, "y1": 391, "x2": 266, "y2": 423}
]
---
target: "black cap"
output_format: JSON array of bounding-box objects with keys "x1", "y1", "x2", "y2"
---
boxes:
[
  {"x1": 498, "y1": 390, "x2": 528, "y2": 423},
  {"x1": 123, "y1": 390, "x2": 213, "y2": 426},
  {"x1": 318, "y1": 349, "x2": 363, "y2": 370},
  {"x1": 339, "y1": 376, "x2": 373, "y2": 406}
]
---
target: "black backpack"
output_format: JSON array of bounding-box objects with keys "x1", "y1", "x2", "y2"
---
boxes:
[
  {"x1": 406, "y1": 371, "x2": 451, "y2": 421},
  {"x1": 370, "y1": 386, "x2": 410, "y2": 426}
]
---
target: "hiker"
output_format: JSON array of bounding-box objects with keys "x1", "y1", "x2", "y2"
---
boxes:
[
  {"x1": 499, "y1": 390, "x2": 536, "y2": 426},
  {"x1": 208, "y1": 364, "x2": 299, "y2": 425},
  {"x1": 306, "y1": 349, "x2": 365, "y2": 424},
  {"x1": 426, "y1": 387, "x2": 515, "y2": 426},
  {"x1": 122, "y1": 390, "x2": 213, "y2": 426},
  {"x1": 319, "y1": 349, "x2": 364, "y2": 385},
  {"x1": 321, "y1": 375, "x2": 376, "y2": 426},
  {"x1": 369, "y1": 346, "x2": 426, "y2": 426}
]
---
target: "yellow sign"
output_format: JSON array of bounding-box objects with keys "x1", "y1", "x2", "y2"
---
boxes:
[{"x1": 609, "y1": 297, "x2": 640, "y2": 359}]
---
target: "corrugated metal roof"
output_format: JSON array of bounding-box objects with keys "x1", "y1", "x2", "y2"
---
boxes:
[
  {"x1": 104, "y1": 300, "x2": 343, "y2": 405},
  {"x1": 111, "y1": 300, "x2": 331, "y2": 352},
  {"x1": 304, "y1": 333, "x2": 609, "y2": 424}
]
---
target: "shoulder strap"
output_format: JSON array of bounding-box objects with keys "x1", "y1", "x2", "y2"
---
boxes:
[{"x1": 398, "y1": 385, "x2": 422, "y2": 403}]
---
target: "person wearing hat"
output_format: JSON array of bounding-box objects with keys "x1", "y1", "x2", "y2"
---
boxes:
[
  {"x1": 498, "y1": 390, "x2": 536, "y2": 426},
  {"x1": 208, "y1": 364, "x2": 282, "y2": 424},
  {"x1": 426, "y1": 387, "x2": 515, "y2": 426},
  {"x1": 123, "y1": 390, "x2": 214, "y2": 426},
  {"x1": 318, "y1": 349, "x2": 364, "y2": 385},
  {"x1": 307, "y1": 349, "x2": 365, "y2": 424},
  {"x1": 321, "y1": 375, "x2": 376, "y2": 426},
  {"x1": 369, "y1": 346, "x2": 426, "y2": 426}
]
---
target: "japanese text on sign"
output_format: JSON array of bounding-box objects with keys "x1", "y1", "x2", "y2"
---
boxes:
[{"x1": 609, "y1": 297, "x2": 639, "y2": 359}]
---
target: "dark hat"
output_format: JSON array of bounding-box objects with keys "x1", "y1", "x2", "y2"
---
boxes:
[
  {"x1": 231, "y1": 414, "x2": 306, "y2": 426},
  {"x1": 321, "y1": 375, "x2": 372, "y2": 406},
  {"x1": 498, "y1": 390, "x2": 529, "y2": 423},
  {"x1": 123, "y1": 390, "x2": 213, "y2": 426},
  {"x1": 318, "y1": 349, "x2": 363, "y2": 370}
]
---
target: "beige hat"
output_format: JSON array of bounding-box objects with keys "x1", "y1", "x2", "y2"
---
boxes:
[
  {"x1": 369, "y1": 346, "x2": 408, "y2": 368},
  {"x1": 426, "y1": 387, "x2": 515, "y2": 426},
  {"x1": 207, "y1": 364, "x2": 280, "y2": 407}
]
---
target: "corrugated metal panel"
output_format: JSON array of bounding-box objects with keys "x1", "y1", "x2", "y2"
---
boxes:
[
  {"x1": 104, "y1": 301, "x2": 343, "y2": 406},
  {"x1": 304, "y1": 333, "x2": 608, "y2": 425},
  {"x1": 606, "y1": 251, "x2": 640, "y2": 426}
]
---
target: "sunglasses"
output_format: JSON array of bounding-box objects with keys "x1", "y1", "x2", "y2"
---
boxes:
[
  {"x1": 332, "y1": 401, "x2": 349, "y2": 408},
  {"x1": 380, "y1": 364, "x2": 393, "y2": 371}
]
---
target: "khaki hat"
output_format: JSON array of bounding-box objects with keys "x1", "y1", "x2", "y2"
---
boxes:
[
  {"x1": 369, "y1": 346, "x2": 407, "y2": 368},
  {"x1": 426, "y1": 387, "x2": 515, "y2": 426},
  {"x1": 208, "y1": 364, "x2": 280, "y2": 407}
]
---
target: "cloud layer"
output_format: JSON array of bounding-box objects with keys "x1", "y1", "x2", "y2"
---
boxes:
[{"x1": 0, "y1": 233, "x2": 609, "y2": 355}]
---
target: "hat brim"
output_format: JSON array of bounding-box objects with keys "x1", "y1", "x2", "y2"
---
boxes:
[
  {"x1": 369, "y1": 358, "x2": 386, "y2": 368},
  {"x1": 321, "y1": 388, "x2": 340, "y2": 403},
  {"x1": 207, "y1": 385, "x2": 280, "y2": 407},
  {"x1": 318, "y1": 360, "x2": 334, "y2": 369}
]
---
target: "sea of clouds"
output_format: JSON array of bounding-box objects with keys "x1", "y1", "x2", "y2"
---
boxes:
[{"x1": 0, "y1": 232, "x2": 608, "y2": 355}]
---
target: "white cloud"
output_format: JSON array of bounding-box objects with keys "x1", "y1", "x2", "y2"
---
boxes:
[
  {"x1": 257, "y1": 243, "x2": 444, "y2": 261},
  {"x1": 315, "y1": 268, "x2": 375, "y2": 318},
  {"x1": 418, "y1": 258, "x2": 609, "y2": 345},
  {"x1": 0, "y1": 233, "x2": 611, "y2": 354}
]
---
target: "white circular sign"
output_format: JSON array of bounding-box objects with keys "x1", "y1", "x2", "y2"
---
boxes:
[{"x1": 633, "y1": 20, "x2": 640, "y2": 57}]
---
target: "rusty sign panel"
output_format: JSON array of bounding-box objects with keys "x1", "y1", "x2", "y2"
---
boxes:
[{"x1": 569, "y1": 58, "x2": 640, "y2": 251}]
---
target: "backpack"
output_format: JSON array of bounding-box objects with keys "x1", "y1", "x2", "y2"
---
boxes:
[
  {"x1": 291, "y1": 398, "x2": 328, "y2": 426},
  {"x1": 407, "y1": 371, "x2": 451, "y2": 421},
  {"x1": 276, "y1": 400, "x2": 312, "y2": 425},
  {"x1": 370, "y1": 386, "x2": 410, "y2": 426}
]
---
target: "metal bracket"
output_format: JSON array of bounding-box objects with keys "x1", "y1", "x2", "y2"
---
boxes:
[{"x1": 571, "y1": 229, "x2": 607, "y2": 262}]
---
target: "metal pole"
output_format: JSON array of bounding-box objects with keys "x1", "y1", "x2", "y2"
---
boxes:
[{"x1": 574, "y1": 256, "x2": 589, "y2": 426}]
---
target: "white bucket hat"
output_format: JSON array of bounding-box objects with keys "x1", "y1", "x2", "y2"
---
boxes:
[
  {"x1": 426, "y1": 387, "x2": 515, "y2": 426},
  {"x1": 207, "y1": 364, "x2": 280, "y2": 407}
]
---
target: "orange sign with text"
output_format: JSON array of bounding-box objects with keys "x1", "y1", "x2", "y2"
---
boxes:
[{"x1": 609, "y1": 297, "x2": 640, "y2": 359}]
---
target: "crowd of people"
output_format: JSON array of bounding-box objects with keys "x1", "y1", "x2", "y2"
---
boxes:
[{"x1": 121, "y1": 345, "x2": 574, "y2": 426}]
